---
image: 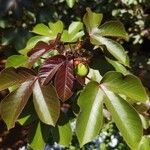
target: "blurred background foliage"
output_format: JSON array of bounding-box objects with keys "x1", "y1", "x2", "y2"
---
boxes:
[{"x1": 0, "y1": 0, "x2": 150, "y2": 149}]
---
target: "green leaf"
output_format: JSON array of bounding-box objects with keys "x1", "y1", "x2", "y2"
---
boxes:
[
  {"x1": 85, "y1": 68, "x2": 102, "y2": 84},
  {"x1": 0, "y1": 80, "x2": 34, "y2": 129},
  {"x1": 98, "y1": 21, "x2": 129, "y2": 41},
  {"x1": 83, "y1": 7, "x2": 103, "y2": 33},
  {"x1": 66, "y1": 0, "x2": 76, "y2": 8},
  {"x1": 32, "y1": 23, "x2": 52, "y2": 36},
  {"x1": 76, "y1": 81, "x2": 104, "y2": 147},
  {"x1": 91, "y1": 35, "x2": 129, "y2": 66},
  {"x1": 61, "y1": 21, "x2": 84, "y2": 42},
  {"x1": 28, "y1": 122, "x2": 47, "y2": 150},
  {"x1": 101, "y1": 71, "x2": 148, "y2": 102},
  {"x1": 33, "y1": 80, "x2": 60, "y2": 126},
  {"x1": 6, "y1": 55, "x2": 28, "y2": 68},
  {"x1": 0, "y1": 68, "x2": 31, "y2": 91},
  {"x1": 106, "y1": 57, "x2": 129, "y2": 75},
  {"x1": 19, "y1": 36, "x2": 51, "y2": 55},
  {"x1": 48, "y1": 20, "x2": 64, "y2": 35},
  {"x1": 138, "y1": 136, "x2": 150, "y2": 150},
  {"x1": 68, "y1": 22, "x2": 83, "y2": 35},
  {"x1": 103, "y1": 88, "x2": 142, "y2": 149},
  {"x1": 51, "y1": 112, "x2": 72, "y2": 147},
  {"x1": 57, "y1": 122, "x2": 72, "y2": 147}
]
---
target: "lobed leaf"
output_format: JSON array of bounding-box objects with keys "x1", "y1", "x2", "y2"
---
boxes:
[
  {"x1": 54, "y1": 59, "x2": 74, "y2": 101},
  {"x1": 0, "y1": 79, "x2": 34, "y2": 129},
  {"x1": 76, "y1": 81, "x2": 104, "y2": 147},
  {"x1": 101, "y1": 71, "x2": 148, "y2": 102},
  {"x1": 33, "y1": 80, "x2": 60, "y2": 126},
  {"x1": 39, "y1": 55, "x2": 66, "y2": 85}
]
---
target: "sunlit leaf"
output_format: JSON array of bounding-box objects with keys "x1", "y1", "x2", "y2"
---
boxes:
[
  {"x1": 66, "y1": 0, "x2": 76, "y2": 8},
  {"x1": 28, "y1": 122, "x2": 50, "y2": 150},
  {"x1": 48, "y1": 20, "x2": 64, "y2": 35},
  {"x1": 19, "y1": 36, "x2": 51, "y2": 55},
  {"x1": 102, "y1": 88, "x2": 142, "y2": 149},
  {"x1": 101, "y1": 71, "x2": 148, "y2": 102},
  {"x1": 138, "y1": 136, "x2": 150, "y2": 150},
  {"x1": 91, "y1": 35, "x2": 129, "y2": 66},
  {"x1": 32, "y1": 23, "x2": 52, "y2": 36},
  {"x1": 98, "y1": 21, "x2": 129, "y2": 40},
  {"x1": 6, "y1": 55, "x2": 28, "y2": 68},
  {"x1": 33, "y1": 80, "x2": 60, "y2": 126},
  {"x1": 57, "y1": 122, "x2": 72, "y2": 146},
  {"x1": 0, "y1": 67, "x2": 34, "y2": 91},
  {"x1": 106, "y1": 57, "x2": 129, "y2": 75},
  {"x1": 61, "y1": 21, "x2": 84, "y2": 42},
  {"x1": 76, "y1": 81, "x2": 104, "y2": 147},
  {"x1": 83, "y1": 7, "x2": 103, "y2": 33},
  {"x1": 0, "y1": 79, "x2": 34, "y2": 129}
]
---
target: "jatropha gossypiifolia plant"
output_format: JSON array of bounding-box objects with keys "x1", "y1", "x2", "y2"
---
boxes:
[{"x1": 0, "y1": 8, "x2": 149, "y2": 149}]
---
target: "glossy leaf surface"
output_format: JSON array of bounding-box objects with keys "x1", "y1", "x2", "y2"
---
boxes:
[
  {"x1": 55, "y1": 59, "x2": 74, "y2": 101},
  {"x1": 33, "y1": 80, "x2": 60, "y2": 126},
  {"x1": 39, "y1": 55, "x2": 66, "y2": 85},
  {"x1": 0, "y1": 67, "x2": 33, "y2": 91},
  {"x1": 91, "y1": 35, "x2": 129, "y2": 66},
  {"x1": 76, "y1": 81, "x2": 104, "y2": 147},
  {"x1": 0, "y1": 80, "x2": 34, "y2": 129},
  {"x1": 101, "y1": 71, "x2": 148, "y2": 101},
  {"x1": 103, "y1": 88, "x2": 142, "y2": 149}
]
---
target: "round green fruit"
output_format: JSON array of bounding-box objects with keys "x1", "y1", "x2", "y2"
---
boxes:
[{"x1": 75, "y1": 63, "x2": 89, "y2": 77}]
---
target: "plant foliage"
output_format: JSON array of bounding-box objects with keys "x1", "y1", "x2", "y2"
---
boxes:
[{"x1": 0, "y1": 8, "x2": 149, "y2": 149}]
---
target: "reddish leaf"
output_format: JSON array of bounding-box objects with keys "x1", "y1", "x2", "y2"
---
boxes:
[
  {"x1": 76, "y1": 76, "x2": 85, "y2": 86},
  {"x1": 27, "y1": 41, "x2": 50, "y2": 57},
  {"x1": 26, "y1": 34, "x2": 62, "y2": 68},
  {"x1": 0, "y1": 67, "x2": 35, "y2": 91},
  {"x1": 54, "y1": 59, "x2": 75, "y2": 102},
  {"x1": 27, "y1": 49, "x2": 47, "y2": 68},
  {"x1": 0, "y1": 79, "x2": 35, "y2": 129},
  {"x1": 39, "y1": 55, "x2": 66, "y2": 85}
]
